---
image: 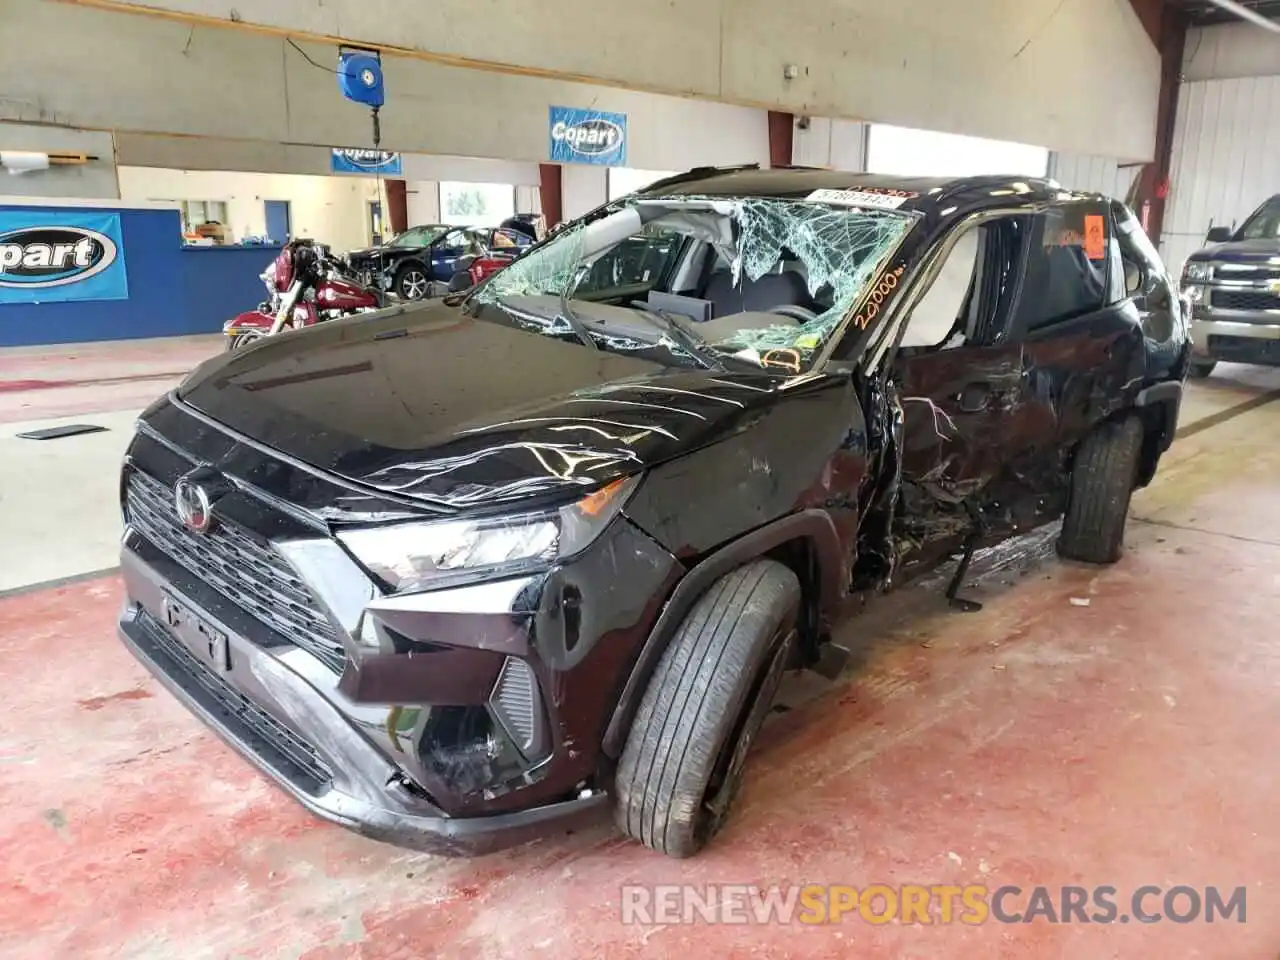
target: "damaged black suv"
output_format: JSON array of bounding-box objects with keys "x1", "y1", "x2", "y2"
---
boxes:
[{"x1": 117, "y1": 168, "x2": 1188, "y2": 858}]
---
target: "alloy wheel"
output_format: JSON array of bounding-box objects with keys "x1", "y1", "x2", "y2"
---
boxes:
[{"x1": 401, "y1": 270, "x2": 429, "y2": 300}]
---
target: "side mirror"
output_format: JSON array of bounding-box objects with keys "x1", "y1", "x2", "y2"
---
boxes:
[{"x1": 1205, "y1": 226, "x2": 1232, "y2": 243}]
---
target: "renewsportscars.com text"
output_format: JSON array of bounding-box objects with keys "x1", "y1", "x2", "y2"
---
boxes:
[{"x1": 620, "y1": 884, "x2": 1247, "y2": 926}]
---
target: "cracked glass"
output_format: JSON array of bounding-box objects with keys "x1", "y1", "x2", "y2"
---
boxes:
[{"x1": 471, "y1": 194, "x2": 914, "y2": 371}]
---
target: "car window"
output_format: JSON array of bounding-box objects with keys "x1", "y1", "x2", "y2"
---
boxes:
[
  {"x1": 1012, "y1": 203, "x2": 1110, "y2": 333},
  {"x1": 1237, "y1": 196, "x2": 1280, "y2": 240},
  {"x1": 573, "y1": 227, "x2": 685, "y2": 295},
  {"x1": 899, "y1": 227, "x2": 981, "y2": 349}
]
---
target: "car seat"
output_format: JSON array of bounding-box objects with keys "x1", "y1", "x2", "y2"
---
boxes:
[{"x1": 703, "y1": 269, "x2": 811, "y2": 317}]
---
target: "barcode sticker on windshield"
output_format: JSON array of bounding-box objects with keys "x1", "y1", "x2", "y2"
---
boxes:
[{"x1": 807, "y1": 188, "x2": 912, "y2": 210}]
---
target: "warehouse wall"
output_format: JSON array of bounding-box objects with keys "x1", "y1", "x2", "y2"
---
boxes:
[
  {"x1": 0, "y1": 1, "x2": 770, "y2": 170},
  {"x1": 1161, "y1": 23, "x2": 1280, "y2": 277},
  {"x1": 0, "y1": 122, "x2": 119, "y2": 199},
  {"x1": 70, "y1": 0, "x2": 1162, "y2": 159}
]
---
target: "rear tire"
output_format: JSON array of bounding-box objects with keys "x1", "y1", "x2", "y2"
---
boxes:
[
  {"x1": 615, "y1": 559, "x2": 800, "y2": 858},
  {"x1": 1057, "y1": 416, "x2": 1144, "y2": 564},
  {"x1": 1188, "y1": 358, "x2": 1217, "y2": 379}
]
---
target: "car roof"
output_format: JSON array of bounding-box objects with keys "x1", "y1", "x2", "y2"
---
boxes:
[{"x1": 637, "y1": 165, "x2": 1108, "y2": 215}]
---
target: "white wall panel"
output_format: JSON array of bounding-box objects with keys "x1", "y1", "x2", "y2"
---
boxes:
[
  {"x1": 1162, "y1": 75, "x2": 1280, "y2": 277},
  {"x1": 1047, "y1": 152, "x2": 1140, "y2": 199},
  {"x1": 1184, "y1": 22, "x2": 1280, "y2": 82},
  {"x1": 793, "y1": 119, "x2": 867, "y2": 171}
]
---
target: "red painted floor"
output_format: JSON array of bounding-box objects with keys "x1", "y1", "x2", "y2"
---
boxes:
[
  {"x1": 0, "y1": 336, "x2": 218, "y2": 423},
  {"x1": 2, "y1": 413, "x2": 1279, "y2": 958}
]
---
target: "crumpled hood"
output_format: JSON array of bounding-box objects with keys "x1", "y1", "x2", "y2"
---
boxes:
[
  {"x1": 176, "y1": 304, "x2": 789, "y2": 511},
  {"x1": 1190, "y1": 238, "x2": 1280, "y2": 262}
]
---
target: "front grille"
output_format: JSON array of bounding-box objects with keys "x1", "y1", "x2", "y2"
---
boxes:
[
  {"x1": 1212, "y1": 263, "x2": 1280, "y2": 283},
  {"x1": 1210, "y1": 288, "x2": 1280, "y2": 311},
  {"x1": 126, "y1": 470, "x2": 346, "y2": 671},
  {"x1": 137, "y1": 610, "x2": 333, "y2": 790}
]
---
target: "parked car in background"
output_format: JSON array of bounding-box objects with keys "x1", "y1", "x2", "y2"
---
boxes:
[
  {"x1": 348, "y1": 224, "x2": 538, "y2": 302},
  {"x1": 116, "y1": 169, "x2": 1186, "y2": 861},
  {"x1": 1180, "y1": 193, "x2": 1280, "y2": 377}
]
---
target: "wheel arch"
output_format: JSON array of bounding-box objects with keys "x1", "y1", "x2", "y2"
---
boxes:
[{"x1": 602, "y1": 509, "x2": 845, "y2": 759}]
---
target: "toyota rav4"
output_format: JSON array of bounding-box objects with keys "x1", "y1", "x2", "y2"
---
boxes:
[{"x1": 117, "y1": 167, "x2": 1188, "y2": 858}]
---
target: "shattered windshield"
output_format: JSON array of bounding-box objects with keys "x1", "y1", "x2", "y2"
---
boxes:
[{"x1": 469, "y1": 195, "x2": 914, "y2": 371}]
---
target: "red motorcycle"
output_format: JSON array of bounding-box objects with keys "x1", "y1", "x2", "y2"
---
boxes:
[{"x1": 222, "y1": 240, "x2": 384, "y2": 350}]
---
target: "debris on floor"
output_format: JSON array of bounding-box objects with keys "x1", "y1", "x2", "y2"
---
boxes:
[
  {"x1": 1069, "y1": 597, "x2": 1091, "y2": 607},
  {"x1": 15, "y1": 424, "x2": 108, "y2": 440}
]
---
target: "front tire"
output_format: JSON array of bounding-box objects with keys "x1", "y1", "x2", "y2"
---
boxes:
[
  {"x1": 615, "y1": 559, "x2": 800, "y2": 858},
  {"x1": 394, "y1": 262, "x2": 430, "y2": 301},
  {"x1": 1057, "y1": 416, "x2": 1144, "y2": 564}
]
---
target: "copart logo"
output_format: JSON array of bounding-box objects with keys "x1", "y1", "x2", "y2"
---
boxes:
[
  {"x1": 551, "y1": 118, "x2": 624, "y2": 157},
  {"x1": 336, "y1": 149, "x2": 398, "y2": 170},
  {"x1": 0, "y1": 226, "x2": 117, "y2": 289}
]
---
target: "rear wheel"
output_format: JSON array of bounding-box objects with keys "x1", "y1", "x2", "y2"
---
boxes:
[
  {"x1": 1188, "y1": 358, "x2": 1217, "y2": 379},
  {"x1": 1057, "y1": 416, "x2": 1144, "y2": 564},
  {"x1": 615, "y1": 559, "x2": 800, "y2": 858},
  {"x1": 394, "y1": 263, "x2": 430, "y2": 300}
]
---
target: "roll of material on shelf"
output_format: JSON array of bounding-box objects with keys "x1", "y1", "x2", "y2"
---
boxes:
[{"x1": 0, "y1": 151, "x2": 52, "y2": 175}]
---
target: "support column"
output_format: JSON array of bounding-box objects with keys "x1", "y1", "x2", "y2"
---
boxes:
[
  {"x1": 384, "y1": 179, "x2": 408, "y2": 234},
  {"x1": 1127, "y1": 0, "x2": 1188, "y2": 241},
  {"x1": 539, "y1": 163, "x2": 563, "y2": 228},
  {"x1": 768, "y1": 111, "x2": 794, "y2": 169}
]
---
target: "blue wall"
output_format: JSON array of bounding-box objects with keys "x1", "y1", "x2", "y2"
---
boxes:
[{"x1": 0, "y1": 203, "x2": 281, "y2": 347}]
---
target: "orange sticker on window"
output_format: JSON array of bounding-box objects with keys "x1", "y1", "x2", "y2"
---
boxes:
[{"x1": 1084, "y1": 214, "x2": 1106, "y2": 260}]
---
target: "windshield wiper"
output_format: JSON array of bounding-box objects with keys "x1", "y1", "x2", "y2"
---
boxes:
[
  {"x1": 560, "y1": 293, "x2": 599, "y2": 358},
  {"x1": 633, "y1": 307, "x2": 724, "y2": 370}
]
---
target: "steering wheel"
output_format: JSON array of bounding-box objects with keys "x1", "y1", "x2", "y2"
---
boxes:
[{"x1": 766, "y1": 304, "x2": 818, "y2": 324}]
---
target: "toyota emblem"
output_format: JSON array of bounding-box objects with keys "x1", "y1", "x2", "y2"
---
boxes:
[{"x1": 174, "y1": 478, "x2": 214, "y2": 535}]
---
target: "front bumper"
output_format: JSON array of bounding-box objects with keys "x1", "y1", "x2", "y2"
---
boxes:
[
  {"x1": 116, "y1": 546, "x2": 610, "y2": 856},
  {"x1": 1189, "y1": 313, "x2": 1280, "y2": 365}
]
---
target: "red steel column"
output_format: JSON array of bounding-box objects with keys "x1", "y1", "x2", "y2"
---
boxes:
[
  {"x1": 768, "y1": 111, "x2": 794, "y2": 168},
  {"x1": 539, "y1": 163, "x2": 564, "y2": 229},
  {"x1": 384, "y1": 179, "x2": 408, "y2": 234}
]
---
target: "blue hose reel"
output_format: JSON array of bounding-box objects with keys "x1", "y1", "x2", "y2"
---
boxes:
[{"x1": 337, "y1": 50, "x2": 385, "y2": 108}]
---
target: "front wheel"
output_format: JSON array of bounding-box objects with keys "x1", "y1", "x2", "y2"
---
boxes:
[
  {"x1": 1057, "y1": 416, "x2": 1144, "y2": 564},
  {"x1": 1188, "y1": 358, "x2": 1217, "y2": 379},
  {"x1": 394, "y1": 263, "x2": 430, "y2": 301},
  {"x1": 225, "y1": 327, "x2": 270, "y2": 351},
  {"x1": 615, "y1": 559, "x2": 800, "y2": 858}
]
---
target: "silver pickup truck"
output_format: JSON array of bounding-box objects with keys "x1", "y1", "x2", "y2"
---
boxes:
[{"x1": 1180, "y1": 193, "x2": 1280, "y2": 378}]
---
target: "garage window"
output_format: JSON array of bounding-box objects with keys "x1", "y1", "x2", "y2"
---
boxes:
[
  {"x1": 179, "y1": 200, "x2": 228, "y2": 232},
  {"x1": 439, "y1": 182, "x2": 515, "y2": 227}
]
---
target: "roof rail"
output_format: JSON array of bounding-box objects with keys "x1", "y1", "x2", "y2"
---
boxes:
[{"x1": 640, "y1": 164, "x2": 762, "y2": 192}]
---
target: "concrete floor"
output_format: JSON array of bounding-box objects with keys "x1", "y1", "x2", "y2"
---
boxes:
[{"x1": 1, "y1": 339, "x2": 1279, "y2": 958}]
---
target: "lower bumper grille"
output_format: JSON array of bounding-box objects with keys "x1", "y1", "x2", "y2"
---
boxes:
[
  {"x1": 137, "y1": 610, "x2": 333, "y2": 789},
  {"x1": 1207, "y1": 334, "x2": 1280, "y2": 363},
  {"x1": 125, "y1": 470, "x2": 346, "y2": 670},
  {"x1": 1210, "y1": 289, "x2": 1280, "y2": 311}
]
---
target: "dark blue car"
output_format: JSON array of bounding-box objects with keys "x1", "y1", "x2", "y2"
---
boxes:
[{"x1": 348, "y1": 223, "x2": 535, "y2": 301}]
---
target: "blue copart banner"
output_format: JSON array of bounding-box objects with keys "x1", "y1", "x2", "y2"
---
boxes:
[
  {"x1": 0, "y1": 210, "x2": 129, "y2": 304},
  {"x1": 549, "y1": 106, "x2": 628, "y2": 166},
  {"x1": 331, "y1": 148, "x2": 403, "y2": 175}
]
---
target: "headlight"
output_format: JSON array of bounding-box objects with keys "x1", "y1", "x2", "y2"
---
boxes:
[
  {"x1": 1183, "y1": 261, "x2": 1212, "y2": 283},
  {"x1": 339, "y1": 474, "x2": 640, "y2": 593}
]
